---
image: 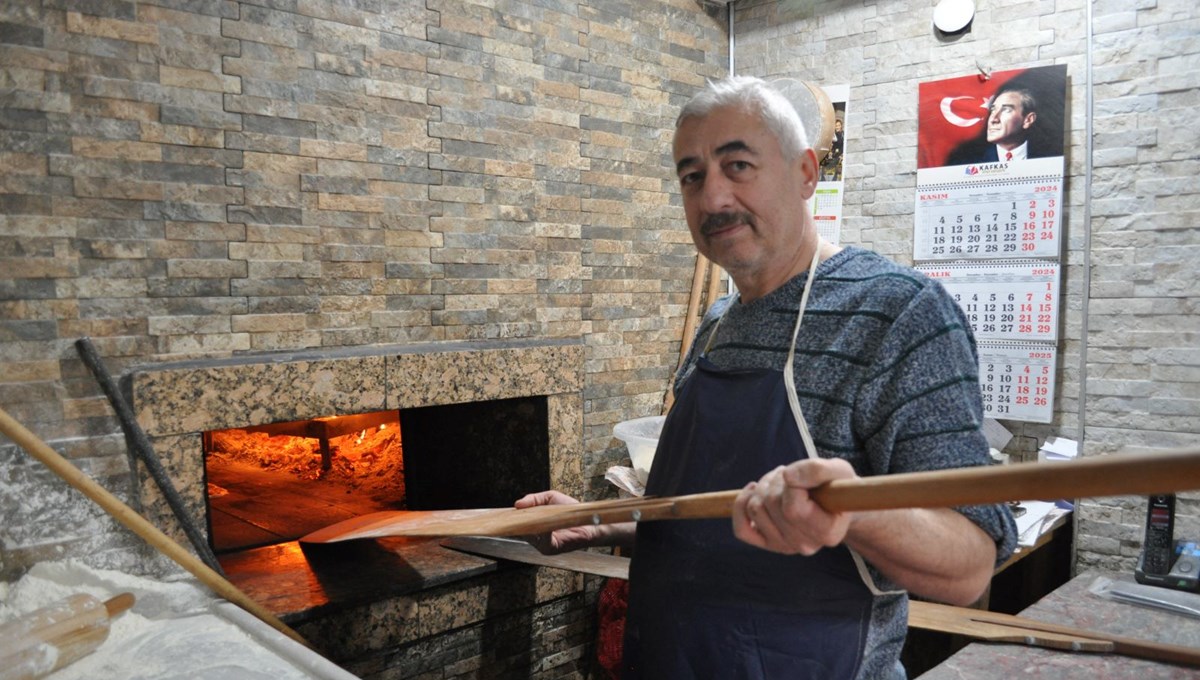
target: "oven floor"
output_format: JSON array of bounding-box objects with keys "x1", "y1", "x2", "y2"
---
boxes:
[
  {"x1": 216, "y1": 535, "x2": 503, "y2": 623},
  {"x1": 208, "y1": 457, "x2": 404, "y2": 552}
]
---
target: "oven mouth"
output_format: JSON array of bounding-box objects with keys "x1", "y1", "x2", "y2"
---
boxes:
[
  {"x1": 203, "y1": 397, "x2": 551, "y2": 556},
  {"x1": 204, "y1": 409, "x2": 407, "y2": 553},
  {"x1": 200, "y1": 396, "x2": 553, "y2": 624}
]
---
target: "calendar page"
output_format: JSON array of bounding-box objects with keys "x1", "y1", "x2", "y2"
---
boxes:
[
  {"x1": 917, "y1": 260, "x2": 1060, "y2": 342},
  {"x1": 812, "y1": 187, "x2": 842, "y2": 244},
  {"x1": 914, "y1": 159, "x2": 1063, "y2": 261},
  {"x1": 977, "y1": 341, "x2": 1056, "y2": 423}
]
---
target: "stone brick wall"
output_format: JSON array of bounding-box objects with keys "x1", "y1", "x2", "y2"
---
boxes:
[
  {"x1": 1075, "y1": 0, "x2": 1200, "y2": 571},
  {"x1": 732, "y1": 0, "x2": 1199, "y2": 572},
  {"x1": 0, "y1": 0, "x2": 727, "y2": 582}
]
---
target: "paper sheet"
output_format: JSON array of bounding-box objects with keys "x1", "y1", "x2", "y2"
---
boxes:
[{"x1": 1013, "y1": 500, "x2": 1070, "y2": 547}]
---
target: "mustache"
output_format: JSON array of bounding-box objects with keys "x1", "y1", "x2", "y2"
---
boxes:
[{"x1": 700, "y1": 212, "x2": 755, "y2": 236}]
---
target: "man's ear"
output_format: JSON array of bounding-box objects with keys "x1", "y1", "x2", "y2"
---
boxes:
[
  {"x1": 1022, "y1": 111, "x2": 1038, "y2": 130},
  {"x1": 797, "y1": 147, "x2": 819, "y2": 199}
]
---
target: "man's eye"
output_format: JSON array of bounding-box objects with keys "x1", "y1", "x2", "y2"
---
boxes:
[
  {"x1": 680, "y1": 172, "x2": 701, "y2": 186},
  {"x1": 728, "y1": 160, "x2": 750, "y2": 172}
]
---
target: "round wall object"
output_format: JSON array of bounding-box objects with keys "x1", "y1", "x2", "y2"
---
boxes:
[
  {"x1": 772, "y1": 78, "x2": 836, "y2": 163},
  {"x1": 933, "y1": 0, "x2": 975, "y2": 33}
]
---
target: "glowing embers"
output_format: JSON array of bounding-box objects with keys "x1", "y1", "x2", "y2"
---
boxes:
[{"x1": 204, "y1": 410, "x2": 405, "y2": 553}]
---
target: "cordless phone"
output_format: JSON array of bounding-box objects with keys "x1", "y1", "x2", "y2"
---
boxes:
[
  {"x1": 1137, "y1": 494, "x2": 1174, "y2": 577},
  {"x1": 1135, "y1": 494, "x2": 1200, "y2": 592}
]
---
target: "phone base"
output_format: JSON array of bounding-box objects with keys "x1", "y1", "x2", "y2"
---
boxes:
[{"x1": 1136, "y1": 540, "x2": 1200, "y2": 593}]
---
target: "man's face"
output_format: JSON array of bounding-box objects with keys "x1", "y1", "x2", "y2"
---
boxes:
[
  {"x1": 986, "y1": 91, "x2": 1036, "y2": 148},
  {"x1": 672, "y1": 105, "x2": 816, "y2": 293}
]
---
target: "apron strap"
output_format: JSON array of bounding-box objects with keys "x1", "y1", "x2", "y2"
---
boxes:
[
  {"x1": 783, "y1": 247, "x2": 900, "y2": 597},
  {"x1": 783, "y1": 246, "x2": 822, "y2": 461}
]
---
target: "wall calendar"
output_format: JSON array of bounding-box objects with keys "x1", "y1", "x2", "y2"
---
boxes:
[
  {"x1": 913, "y1": 170, "x2": 1062, "y2": 261},
  {"x1": 977, "y1": 341, "x2": 1057, "y2": 423},
  {"x1": 915, "y1": 64, "x2": 1068, "y2": 424},
  {"x1": 916, "y1": 260, "x2": 1060, "y2": 342}
]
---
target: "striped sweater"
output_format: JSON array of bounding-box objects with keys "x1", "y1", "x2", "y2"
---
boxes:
[{"x1": 676, "y1": 245, "x2": 1018, "y2": 679}]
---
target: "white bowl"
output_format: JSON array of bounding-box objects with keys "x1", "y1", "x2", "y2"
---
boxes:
[{"x1": 613, "y1": 415, "x2": 665, "y2": 482}]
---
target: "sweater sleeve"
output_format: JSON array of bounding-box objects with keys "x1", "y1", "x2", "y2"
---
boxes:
[{"x1": 853, "y1": 278, "x2": 1018, "y2": 565}]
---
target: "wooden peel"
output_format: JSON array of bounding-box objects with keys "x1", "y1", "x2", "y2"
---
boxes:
[
  {"x1": 909, "y1": 600, "x2": 1200, "y2": 667},
  {"x1": 0, "y1": 407, "x2": 311, "y2": 649},
  {"x1": 302, "y1": 445, "x2": 1200, "y2": 543},
  {"x1": 442, "y1": 536, "x2": 632, "y2": 580},
  {"x1": 0, "y1": 592, "x2": 134, "y2": 680}
]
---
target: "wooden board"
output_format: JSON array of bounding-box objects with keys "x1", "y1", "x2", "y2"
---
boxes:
[
  {"x1": 910, "y1": 600, "x2": 1200, "y2": 667},
  {"x1": 300, "y1": 446, "x2": 1200, "y2": 543},
  {"x1": 207, "y1": 457, "x2": 398, "y2": 552},
  {"x1": 440, "y1": 536, "x2": 631, "y2": 580}
]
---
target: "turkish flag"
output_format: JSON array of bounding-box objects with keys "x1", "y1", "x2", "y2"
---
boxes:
[{"x1": 917, "y1": 70, "x2": 1021, "y2": 169}]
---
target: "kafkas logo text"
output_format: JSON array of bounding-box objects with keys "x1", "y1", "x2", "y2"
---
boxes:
[{"x1": 964, "y1": 162, "x2": 1008, "y2": 176}]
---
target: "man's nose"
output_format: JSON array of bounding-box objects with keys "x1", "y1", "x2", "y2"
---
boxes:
[{"x1": 700, "y1": 171, "x2": 736, "y2": 213}]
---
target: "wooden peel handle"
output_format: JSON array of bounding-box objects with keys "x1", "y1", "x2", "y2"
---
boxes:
[
  {"x1": 0, "y1": 407, "x2": 311, "y2": 649},
  {"x1": 812, "y1": 445, "x2": 1200, "y2": 512},
  {"x1": 103, "y1": 593, "x2": 135, "y2": 618},
  {"x1": 548, "y1": 445, "x2": 1200, "y2": 531},
  {"x1": 306, "y1": 445, "x2": 1200, "y2": 540},
  {"x1": 912, "y1": 601, "x2": 1200, "y2": 668}
]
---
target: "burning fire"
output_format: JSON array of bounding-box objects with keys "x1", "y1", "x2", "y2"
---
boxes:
[{"x1": 205, "y1": 414, "x2": 406, "y2": 504}]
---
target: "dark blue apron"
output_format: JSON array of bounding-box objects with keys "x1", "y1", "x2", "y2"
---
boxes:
[{"x1": 622, "y1": 255, "x2": 875, "y2": 680}]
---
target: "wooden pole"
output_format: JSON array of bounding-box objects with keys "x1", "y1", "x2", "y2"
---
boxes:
[
  {"x1": 665, "y1": 252, "x2": 713, "y2": 414},
  {"x1": 704, "y1": 260, "x2": 723, "y2": 320},
  {"x1": 301, "y1": 446, "x2": 1200, "y2": 541},
  {"x1": 0, "y1": 407, "x2": 312, "y2": 649}
]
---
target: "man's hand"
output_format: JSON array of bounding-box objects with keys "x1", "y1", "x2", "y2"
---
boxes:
[
  {"x1": 732, "y1": 458, "x2": 858, "y2": 555},
  {"x1": 514, "y1": 490, "x2": 603, "y2": 554}
]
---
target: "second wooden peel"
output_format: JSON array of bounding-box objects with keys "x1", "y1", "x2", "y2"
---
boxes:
[
  {"x1": 301, "y1": 445, "x2": 1200, "y2": 543},
  {"x1": 910, "y1": 600, "x2": 1200, "y2": 668}
]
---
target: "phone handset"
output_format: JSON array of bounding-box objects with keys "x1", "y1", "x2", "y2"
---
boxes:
[{"x1": 1140, "y1": 493, "x2": 1175, "y2": 576}]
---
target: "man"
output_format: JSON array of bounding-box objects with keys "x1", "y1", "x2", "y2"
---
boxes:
[
  {"x1": 946, "y1": 86, "x2": 1041, "y2": 164},
  {"x1": 518, "y1": 76, "x2": 1016, "y2": 679}
]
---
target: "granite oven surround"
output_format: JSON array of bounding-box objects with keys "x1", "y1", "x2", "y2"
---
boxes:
[{"x1": 125, "y1": 339, "x2": 591, "y2": 676}]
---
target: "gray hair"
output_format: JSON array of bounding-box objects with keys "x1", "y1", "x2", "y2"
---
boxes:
[{"x1": 675, "y1": 76, "x2": 810, "y2": 160}]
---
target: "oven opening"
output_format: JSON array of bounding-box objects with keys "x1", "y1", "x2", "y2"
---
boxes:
[{"x1": 203, "y1": 396, "x2": 551, "y2": 554}]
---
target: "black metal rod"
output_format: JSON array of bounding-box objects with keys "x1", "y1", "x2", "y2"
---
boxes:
[{"x1": 74, "y1": 337, "x2": 224, "y2": 574}]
